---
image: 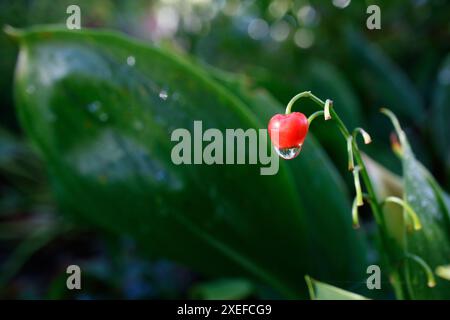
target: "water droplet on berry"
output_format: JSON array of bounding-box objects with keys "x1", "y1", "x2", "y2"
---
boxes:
[{"x1": 274, "y1": 144, "x2": 302, "y2": 160}]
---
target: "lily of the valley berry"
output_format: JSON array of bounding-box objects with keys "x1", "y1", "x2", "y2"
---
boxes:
[{"x1": 268, "y1": 112, "x2": 308, "y2": 159}]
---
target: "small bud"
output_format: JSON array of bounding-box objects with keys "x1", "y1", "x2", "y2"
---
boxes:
[
  {"x1": 353, "y1": 128, "x2": 372, "y2": 145},
  {"x1": 360, "y1": 129, "x2": 372, "y2": 144},
  {"x1": 390, "y1": 132, "x2": 403, "y2": 157}
]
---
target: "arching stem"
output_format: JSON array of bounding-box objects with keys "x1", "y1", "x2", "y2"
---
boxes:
[
  {"x1": 353, "y1": 128, "x2": 372, "y2": 145},
  {"x1": 404, "y1": 253, "x2": 436, "y2": 288},
  {"x1": 286, "y1": 91, "x2": 406, "y2": 298},
  {"x1": 285, "y1": 91, "x2": 314, "y2": 114},
  {"x1": 381, "y1": 197, "x2": 422, "y2": 231},
  {"x1": 307, "y1": 111, "x2": 325, "y2": 125}
]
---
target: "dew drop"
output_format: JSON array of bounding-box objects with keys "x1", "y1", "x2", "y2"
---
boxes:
[
  {"x1": 127, "y1": 55, "x2": 136, "y2": 66},
  {"x1": 275, "y1": 144, "x2": 302, "y2": 160},
  {"x1": 88, "y1": 101, "x2": 101, "y2": 113},
  {"x1": 159, "y1": 90, "x2": 168, "y2": 100}
]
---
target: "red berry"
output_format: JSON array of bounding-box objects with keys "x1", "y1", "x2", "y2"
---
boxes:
[{"x1": 268, "y1": 112, "x2": 309, "y2": 149}]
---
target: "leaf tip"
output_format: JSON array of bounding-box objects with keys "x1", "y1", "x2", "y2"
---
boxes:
[{"x1": 390, "y1": 132, "x2": 403, "y2": 157}]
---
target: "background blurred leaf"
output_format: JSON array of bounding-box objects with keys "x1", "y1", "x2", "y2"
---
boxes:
[
  {"x1": 345, "y1": 28, "x2": 425, "y2": 126},
  {"x1": 12, "y1": 26, "x2": 368, "y2": 298},
  {"x1": 189, "y1": 278, "x2": 253, "y2": 300},
  {"x1": 430, "y1": 54, "x2": 450, "y2": 190}
]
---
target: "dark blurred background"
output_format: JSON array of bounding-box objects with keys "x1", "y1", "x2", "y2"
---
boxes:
[{"x1": 0, "y1": 0, "x2": 449, "y2": 299}]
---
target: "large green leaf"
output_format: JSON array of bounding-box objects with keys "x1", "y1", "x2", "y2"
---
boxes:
[
  {"x1": 430, "y1": 54, "x2": 450, "y2": 189},
  {"x1": 11, "y1": 26, "x2": 367, "y2": 298},
  {"x1": 389, "y1": 114, "x2": 450, "y2": 299}
]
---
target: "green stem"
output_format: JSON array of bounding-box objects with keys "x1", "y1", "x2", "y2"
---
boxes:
[
  {"x1": 381, "y1": 197, "x2": 422, "y2": 231},
  {"x1": 352, "y1": 196, "x2": 361, "y2": 229},
  {"x1": 287, "y1": 91, "x2": 405, "y2": 298},
  {"x1": 353, "y1": 128, "x2": 372, "y2": 145},
  {"x1": 347, "y1": 136, "x2": 355, "y2": 171},
  {"x1": 285, "y1": 91, "x2": 314, "y2": 114},
  {"x1": 404, "y1": 253, "x2": 436, "y2": 288},
  {"x1": 353, "y1": 166, "x2": 364, "y2": 206},
  {"x1": 307, "y1": 111, "x2": 325, "y2": 125}
]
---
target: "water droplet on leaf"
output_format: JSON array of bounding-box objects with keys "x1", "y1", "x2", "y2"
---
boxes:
[
  {"x1": 88, "y1": 101, "x2": 101, "y2": 113},
  {"x1": 159, "y1": 90, "x2": 168, "y2": 100},
  {"x1": 127, "y1": 56, "x2": 136, "y2": 66},
  {"x1": 274, "y1": 145, "x2": 302, "y2": 160}
]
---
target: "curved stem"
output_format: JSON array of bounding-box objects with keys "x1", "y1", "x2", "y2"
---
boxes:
[
  {"x1": 353, "y1": 166, "x2": 364, "y2": 206},
  {"x1": 347, "y1": 136, "x2": 355, "y2": 171},
  {"x1": 352, "y1": 196, "x2": 361, "y2": 229},
  {"x1": 287, "y1": 91, "x2": 405, "y2": 297},
  {"x1": 381, "y1": 197, "x2": 422, "y2": 231},
  {"x1": 307, "y1": 111, "x2": 325, "y2": 125},
  {"x1": 285, "y1": 91, "x2": 313, "y2": 114},
  {"x1": 404, "y1": 253, "x2": 436, "y2": 288},
  {"x1": 353, "y1": 128, "x2": 372, "y2": 145},
  {"x1": 296, "y1": 92, "x2": 385, "y2": 225},
  {"x1": 380, "y1": 109, "x2": 405, "y2": 144}
]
